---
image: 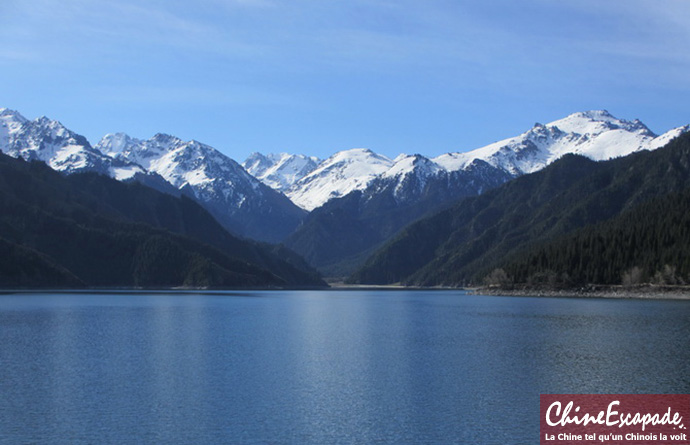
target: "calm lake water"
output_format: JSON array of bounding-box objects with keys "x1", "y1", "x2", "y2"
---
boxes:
[{"x1": 1, "y1": 290, "x2": 689, "y2": 444}]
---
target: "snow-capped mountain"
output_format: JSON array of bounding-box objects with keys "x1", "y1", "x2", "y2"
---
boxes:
[
  {"x1": 283, "y1": 156, "x2": 514, "y2": 275},
  {"x1": 282, "y1": 148, "x2": 394, "y2": 211},
  {"x1": 0, "y1": 108, "x2": 143, "y2": 179},
  {"x1": 252, "y1": 111, "x2": 689, "y2": 211},
  {"x1": 368, "y1": 156, "x2": 510, "y2": 204},
  {"x1": 433, "y1": 110, "x2": 685, "y2": 175},
  {"x1": 1, "y1": 107, "x2": 306, "y2": 243},
  {"x1": 373, "y1": 154, "x2": 445, "y2": 203},
  {"x1": 280, "y1": 110, "x2": 690, "y2": 275},
  {"x1": 4, "y1": 106, "x2": 689, "y2": 253},
  {"x1": 96, "y1": 133, "x2": 306, "y2": 242},
  {"x1": 243, "y1": 152, "x2": 320, "y2": 192}
]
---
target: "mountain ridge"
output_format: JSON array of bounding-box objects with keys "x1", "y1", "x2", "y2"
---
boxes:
[
  {"x1": 96, "y1": 132, "x2": 307, "y2": 242},
  {"x1": 0, "y1": 108, "x2": 306, "y2": 243},
  {"x1": 247, "y1": 110, "x2": 688, "y2": 210},
  {"x1": 348, "y1": 132, "x2": 690, "y2": 286},
  {"x1": 275, "y1": 111, "x2": 688, "y2": 276},
  {"x1": 3, "y1": 106, "x2": 689, "y2": 261},
  {"x1": 0, "y1": 108, "x2": 145, "y2": 180},
  {"x1": 243, "y1": 152, "x2": 320, "y2": 193}
]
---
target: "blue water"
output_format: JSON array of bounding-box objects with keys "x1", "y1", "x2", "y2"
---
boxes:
[{"x1": 1, "y1": 290, "x2": 689, "y2": 444}]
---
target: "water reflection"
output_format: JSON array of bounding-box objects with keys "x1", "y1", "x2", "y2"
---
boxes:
[{"x1": 0, "y1": 291, "x2": 688, "y2": 444}]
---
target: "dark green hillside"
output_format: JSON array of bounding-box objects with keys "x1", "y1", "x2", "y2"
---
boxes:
[
  {"x1": 501, "y1": 189, "x2": 690, "y2": 286},
  {"x1": 65, "y1": 173, "x2": 323, "y2": 285},
  {"x1": 349, "y1": 132, "x2": 690, "y2": 286},
  {"x1": 283, "y1": 191, "x2": 384, "y2": 276},
  {"x1": 0, "y1": 237, "x2": 83, "y2": 288},
  {"x1": 0, "y1": 152, "x2": 324, "y2": 288}
]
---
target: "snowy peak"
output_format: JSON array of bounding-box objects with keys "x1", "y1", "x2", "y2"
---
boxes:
[
  {"x1": 267, "y1": 110, "x2": 688, "y2": 210},
  {"x1": 547, "y1": 110, "x2": 655, "y2": 137},
  {"x1": 286, "y1": 148, "x2": 393, "y2": 210},
  {"x1": 649, "y1": 125, "x2": 690, "y2": 149},
  {"x1": 97, "y1": 133, "x2": 189, "y2": 167},
  {"x1": 0, "y1": 108, "x2": 28, "y2": 150},
  {"x1": 243, "y1": 152, "x2": 320, "y2": 192},
  {"x1": 152, "y1": 132, "x2": 180, "y2": 144},
  {"x1": 382, "y1": 154, "x2": 443, "y2": 180},
  {"x1": 243, "y1": 152, "x2": 274, "y2": 176},
  {"x1": 97, "y1": 132, "x2": 142, "y2": 157},
  {"x1": 0, "y1": 111, "x2": 144, "y2": 179},
  {"x1": 0, "y1": 108, "x2": 29, "y2": 126},
  {"x1": 98, "y1": 132, "x2": 251, "y2": 190},
  {"x1": 373, "y1": 154, "x2": 446, "y2": 201},
  {"x1": 299, "y1": 147, "x2": 389, "y2": 173},
  {"x1": 97, "y1": 131, "x2": 306, "y2": 241},
  {"x1": 434, "y1": 110, "x2": 674, "y2": 175}
]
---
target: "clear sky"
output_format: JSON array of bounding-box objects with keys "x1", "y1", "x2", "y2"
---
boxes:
[{"x1": 1, "y1": 0, "x2": 689, "y2": 161}]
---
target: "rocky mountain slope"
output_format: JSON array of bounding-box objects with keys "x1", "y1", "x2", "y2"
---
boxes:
[
  {"x1": 243, "y1": 152, "x2": 320, "y2": 192},
  {"x1": 0, "y1": 108, "x2": 143, "y2": 179},
  {"x1": 0, "y1": 108, "x2": 306, "y2": 243},
  {"x1": 96, "y1": 132, "x2": 306, "y2": 242}
]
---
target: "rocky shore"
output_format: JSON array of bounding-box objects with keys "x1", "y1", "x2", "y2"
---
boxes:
[{"x1": 471, "y1": 284, "x2": 690, "y2": 300}]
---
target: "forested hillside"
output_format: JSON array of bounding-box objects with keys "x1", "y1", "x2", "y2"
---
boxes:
[
  {"x1": 0, "y1": 152, "x2": 324, "y2": 288},
  {"x1": 349, "y1": 133, "x2": 690, "y2": 287},
  {"x1": 499, "y1": 190, "x2": 690, "y2": 287}
]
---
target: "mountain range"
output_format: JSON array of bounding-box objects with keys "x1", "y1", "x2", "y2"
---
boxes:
[
  {"x1": 245, "y1": 110, "x2": 686, "y2": 210},
  {"x1": 250, "y1": 110, "x2": 688, "y2": 275},
  {"x1": 95, "y1": 132, "x2": 305, "y2": 242},
  {"x1": 0, "y1": 108, "x2": 144, "y2": 179},
  {"x1": 0, "y1": 109, "x2": 304, "y2": 243},
  {"x1": 2, "y1": 106, "x2": 689, "y2": 284},
  {"x1": 349, "y1": 132, "x2": 690, "y2": 287}
]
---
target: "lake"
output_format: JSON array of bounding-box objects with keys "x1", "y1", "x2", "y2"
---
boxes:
[{"x1": 1, "y1": 290, "x2": 689, "y2": 444}]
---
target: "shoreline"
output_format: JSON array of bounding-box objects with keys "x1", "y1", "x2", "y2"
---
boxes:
[
  {"x1": 469, "y1": 284, "x2": 690, "y2": 300},
  {"x1": 2, "y1": 284, "x2": 690, "y2": 300},
  {"x1": 329, "y1": 281, "x2": 690, "y2": 299}
]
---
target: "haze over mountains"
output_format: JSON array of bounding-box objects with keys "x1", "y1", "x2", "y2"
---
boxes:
[{"x1": 2, "y1": 106, "x2": 688, "y2": 282}]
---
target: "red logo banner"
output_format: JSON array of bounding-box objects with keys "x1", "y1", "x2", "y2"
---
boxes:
[{"x1": 540, "y1": 394, "x2": 690, "y2": 444}]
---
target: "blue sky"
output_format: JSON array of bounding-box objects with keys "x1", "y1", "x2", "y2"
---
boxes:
[{"x1": 1, "y1": 0, "x2": 689, "y2": 161}]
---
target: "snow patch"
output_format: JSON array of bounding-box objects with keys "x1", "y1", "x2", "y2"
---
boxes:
[
  {"x1": 286, "y1": 148, "x2": 393, "y2": 210},
  {"x1": 243, "y1": 152, "x2": 320, "y2": 191}
]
